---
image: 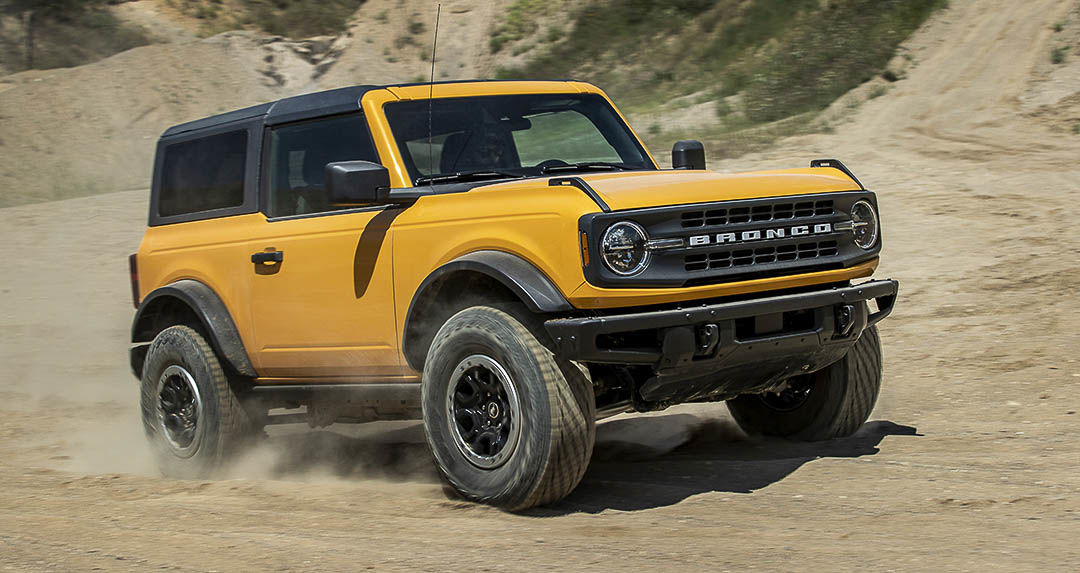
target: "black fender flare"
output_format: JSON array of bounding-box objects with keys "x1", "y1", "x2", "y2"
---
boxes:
[
  {"x1": 401, "y1": 251, "x2": 573, "y2": 370},
  {"x1": 131, "y1": 279, "x2": 257, "y2": 378}
]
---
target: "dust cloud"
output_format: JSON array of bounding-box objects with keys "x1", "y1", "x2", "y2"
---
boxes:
[{"x1": 226, "y1": 421, "x2": 438, "y2": 483}]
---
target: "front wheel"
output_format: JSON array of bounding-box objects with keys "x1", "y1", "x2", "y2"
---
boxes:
[
  {"x1": 727, "y1": 325, "x2": 883, "y2": 441},
  {"x1": 421, "y1": 305, "x2": 595, "y2": 510}
]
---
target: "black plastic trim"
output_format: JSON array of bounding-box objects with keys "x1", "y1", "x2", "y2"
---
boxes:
[
  {"x1": 549, "y1": 176, "x2": 611, "y2": 212},
  {"x1": 246, "y1": 383, "x2": 421, "y2": 406},
  {"x1": 405, "y1": 251, "x2": 573, "y2": 318},
  {"x1": 544, "y1": 279, "x2": 898, "y2": 365},
  {"x1": 263, "y1": 204, "x2": 393, "y2": 223},
  {"x1": 810, "y1": 158, "x2": 865, "y2": 190},
  {"x1": 867, "y1": 291, "x2": 897, "y2": 327},
  {"x1": 130, "y1": 280, "x2": 257, "y2": 378},
  {"x1": 401, "y1": 251, "x2": 573, "y2": 370},
  {"x1": 251, "y1": 251, "x2": 283, "y2": 264}
]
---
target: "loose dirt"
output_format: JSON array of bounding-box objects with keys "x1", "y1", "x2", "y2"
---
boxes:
[{"x1": 1, "y1": 0, "x2": 1079, "y2": 570}]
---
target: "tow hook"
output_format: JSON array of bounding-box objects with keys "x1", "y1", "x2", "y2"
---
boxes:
[
  {"x1": 696, "y1": 323, "x2": 719, "y2": 357},
  {"x1": 836, "y1": 304, "x2": 856, "y2": 337}
]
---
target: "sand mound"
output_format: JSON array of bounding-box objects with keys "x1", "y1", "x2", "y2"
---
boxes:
[{"x1": 0, "y1": 0, "x2": 500, "y2": 208}]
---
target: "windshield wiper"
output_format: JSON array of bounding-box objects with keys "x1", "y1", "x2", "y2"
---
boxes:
[
  {"x1": 415, "y1": 170, "x2": 524, "y2": 185},
  {"x1": 540, "y1": 162, "x2": 639, "y2": 174}
]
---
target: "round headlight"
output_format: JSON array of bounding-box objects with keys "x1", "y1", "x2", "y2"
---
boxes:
[
  {"x1": 850, "y1": 200, "x2": 879, "y2": 249},
  {"x1": 600, "y1": 221, "x2": 649, "y2": 275}
]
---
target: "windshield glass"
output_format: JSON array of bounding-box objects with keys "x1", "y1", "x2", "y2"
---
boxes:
[{"x1": 383, "y1": 93, "x2": 655, "y2": 184}]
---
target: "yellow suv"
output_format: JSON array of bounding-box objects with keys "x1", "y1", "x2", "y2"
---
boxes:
[{"x1": 129, "y1": 80, "x2": 897, "y2": 509}]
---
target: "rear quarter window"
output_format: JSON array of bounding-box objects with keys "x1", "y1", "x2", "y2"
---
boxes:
[{"x1": 158, "y1": 130, "x2": 248, "y2": 217}]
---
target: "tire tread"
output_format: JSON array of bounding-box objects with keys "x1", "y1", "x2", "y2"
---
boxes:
[
  {"x1": 422, "y1": 305, "x2": 594, "y2": 510},
  {"x1": 141, "y1": 325, "x2": 255, "y2": 477},
  {"x1": 727, "y1": 325, "x2": 883, "y2": 442}
]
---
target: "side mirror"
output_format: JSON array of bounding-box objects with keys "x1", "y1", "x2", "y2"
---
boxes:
[
  {"x1": 325, "y1": 161, "x2": 391, "y2": 205},
  {"x1": 671, "y1": 140, "x2": 706, "y2": 170}
]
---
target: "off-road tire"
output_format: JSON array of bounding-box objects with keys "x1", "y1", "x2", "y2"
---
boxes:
[
  {"x1": 727, "y1": 325, "x2": 882, "y2": 441},
  {"x1": 140, "y1": 325, "x2": 256, "y2": 478},
  {"x1": 422, "y1": 305, "x2": 595, "y2": 511}
]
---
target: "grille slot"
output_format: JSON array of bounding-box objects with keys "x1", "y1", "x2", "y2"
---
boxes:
[
  {"x1": 684, "y1": 241, "x2": 839, "y2": 272},
  {"x1": 680, "y1": 200, "x2": 834, "y2": 228}
]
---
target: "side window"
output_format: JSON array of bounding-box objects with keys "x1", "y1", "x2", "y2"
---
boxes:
[
  {"x1": 267, "y1": 114, "x2": 380, "y2": 218},
  {"x1": 158, "y1": 130, "x2": 247, "y2": 217},
  {"x1": 512, "y1": 110, "x2": 622, "y2": 167}
]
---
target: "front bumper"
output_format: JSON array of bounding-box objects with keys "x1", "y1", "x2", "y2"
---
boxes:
[{"x1": 545, "y1": 279, "x2": 898, "y2": 404}]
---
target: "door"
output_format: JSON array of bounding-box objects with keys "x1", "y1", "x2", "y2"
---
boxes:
[{"x1": 247, "y1": 113, "x2": 402, "y2": 379}]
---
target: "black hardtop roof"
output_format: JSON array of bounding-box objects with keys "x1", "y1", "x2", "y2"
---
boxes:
[
  {"x1": 160, "y1": 85, "x2": 375, "y2": 138},
  {"x1": 159, "y1": 79, "x2": 579, "y2": 139}
]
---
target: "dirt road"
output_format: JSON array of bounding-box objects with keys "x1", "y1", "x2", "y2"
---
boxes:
[{"x1": 1, "y1": 0, "x2": 1079, "y2": 570}]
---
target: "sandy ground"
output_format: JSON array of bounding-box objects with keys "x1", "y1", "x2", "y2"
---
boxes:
[{"x1": 2, "y1": 0, "x2": 1080, "y2": 570}]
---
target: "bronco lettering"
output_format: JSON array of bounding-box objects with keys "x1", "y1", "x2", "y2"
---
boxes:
[{"x1": 690, "y1": 222, "x2": 835, "y2": 246}]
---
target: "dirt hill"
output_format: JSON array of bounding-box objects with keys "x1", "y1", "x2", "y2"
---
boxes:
[
  {"x1": 0, "y1": 0, "x2": 503, "y2": 208},
  {"x1": 1, "y1": 0, "x2": 1079, "y2": 570},
  {"x1": 0, "y1": 0, "x2": 951, "y2": 207}
]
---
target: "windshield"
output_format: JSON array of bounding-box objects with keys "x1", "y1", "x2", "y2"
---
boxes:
[{"x1": 383, "y1": 93, "x2": 656, "y2": 185}]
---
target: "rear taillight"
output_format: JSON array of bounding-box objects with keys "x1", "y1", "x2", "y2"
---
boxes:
[{"x1": 129, "y1": 253, "x2": 140, "y2": 308}]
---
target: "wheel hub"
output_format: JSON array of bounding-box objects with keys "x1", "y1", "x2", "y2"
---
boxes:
[
  {"x1": 759, "y1": 375, "x2": 814, "y2": 412},
  {"x1": 446, "y1": 355, "x2": 522, "y2": 469},
  {"x1": 156, "y1": 364, "x2": 203, "y2": 458}
]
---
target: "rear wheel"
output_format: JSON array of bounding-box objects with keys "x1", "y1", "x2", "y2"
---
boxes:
[
  {"x1": 727, "y1": 325, "x2": 883, "y2": 441},
  {"x1": 140, "y1": 325, "x2": 257, "y2": 478},
  {"x1": 422, "y1": 305, "x2": 595, "y2": 510}
]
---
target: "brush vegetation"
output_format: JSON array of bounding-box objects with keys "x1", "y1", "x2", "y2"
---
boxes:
[
  {"x1": 495, "y1": 0, "x2": 946, "y2": 156},
  {"x1": 0, "y1": 0, "x2": 151, "y2": 71},
  {"x1": 166, "y1": 0, "x2": 365, "y2": 37}
]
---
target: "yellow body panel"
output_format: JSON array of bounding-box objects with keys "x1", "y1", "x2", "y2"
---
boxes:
[
  {"x1": 570, "y1": 169, "x2": 859, "y2": 211},
  {"x1": 390, "y1": 184, "x2": 599, "y2": 336},
  {"x1": 136, "y1": 214, "x2": 265, "y2": 364},
  {"x1": 246, "y1": 210, "x2": 400, "y2": 377},
  {"x1": 568, "y1": 259, "x2": 878, "y2": 309},
  {"x1": 138, "y1": 209, "x2": 402, "y2": 377},
  {"x1": 138, "y1": 80, "x2": 884, "y2": 380}
]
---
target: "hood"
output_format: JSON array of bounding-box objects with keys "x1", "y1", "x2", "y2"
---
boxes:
[{"x1": 571, "y1": 168, "x2": 861, "y2": 211}]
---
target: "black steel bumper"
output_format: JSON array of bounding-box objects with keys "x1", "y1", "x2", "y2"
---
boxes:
[{"x1": 545, "y1": 279, "x2": 898, "y2": 403}]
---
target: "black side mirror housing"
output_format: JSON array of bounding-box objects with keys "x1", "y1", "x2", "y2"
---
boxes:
[
  {"x1": 671, "y1": 140, "x2": 706, "y2": 170},
  {"x1": 325, "y1": 161, "x2": 391, "y2": 205}
]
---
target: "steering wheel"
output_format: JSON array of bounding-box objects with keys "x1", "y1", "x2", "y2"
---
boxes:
[{"x1": 535, "y1": 159, "x2": 571, "y2": 172}]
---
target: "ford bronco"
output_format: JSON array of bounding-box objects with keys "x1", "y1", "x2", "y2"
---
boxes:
[{"x1": 130, "y1": 80, "x2": 897, "y2": 510}]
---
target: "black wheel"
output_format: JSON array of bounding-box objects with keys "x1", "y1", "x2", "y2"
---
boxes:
[
  {"x1": 421, "y1": 305, "x2": 595, "y2": 510},
  {"x1": 140, "y1": 325, "x2": 257, "y2": 478},
  {"x1": 727, "y1": 325, "x2": 883, "y2": 441}
]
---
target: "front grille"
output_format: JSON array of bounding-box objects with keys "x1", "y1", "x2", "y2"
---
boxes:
[
  {"x1": 680, "y1": 200, "x2": 834, "y2": 228},
  {"x1": 684, "y1": 240, "x2": 839, "y2": 272},
  {"x1": 579, "y1": 191, "x2": 877, "y2": 288}
]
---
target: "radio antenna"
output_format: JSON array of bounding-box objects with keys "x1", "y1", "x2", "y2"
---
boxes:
[{"x1": 427, "y1": 3, "x2": 441, "y2": 183}]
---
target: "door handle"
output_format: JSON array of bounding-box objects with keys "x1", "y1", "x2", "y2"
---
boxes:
[{"x1": 251, "y1": 250, "x2": 284, "y2": 265}]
